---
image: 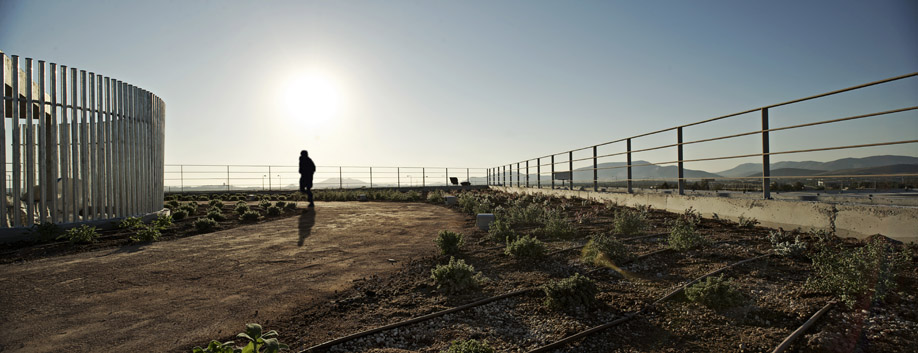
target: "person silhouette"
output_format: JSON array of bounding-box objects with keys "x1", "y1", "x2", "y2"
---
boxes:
[{"x1": 299, "y1": 150, "x2": 316, "y2": 207}]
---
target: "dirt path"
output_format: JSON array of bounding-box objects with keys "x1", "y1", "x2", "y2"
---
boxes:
[{"x1": 0, "y1": 202, "x2": 469, "y2": 353}]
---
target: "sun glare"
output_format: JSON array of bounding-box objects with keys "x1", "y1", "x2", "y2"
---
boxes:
[{"x1": 282, "y1": 72, "x2": 342, "y2": 126}]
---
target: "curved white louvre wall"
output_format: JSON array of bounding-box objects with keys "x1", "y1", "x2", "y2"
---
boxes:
[{"x1": 1, "y1": 51, "x2": 165, "y2": 228}]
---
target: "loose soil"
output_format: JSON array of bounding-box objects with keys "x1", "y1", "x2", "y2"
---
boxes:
[{"x1": 0, "y1": 202, "x2": 475, "y2": 352}]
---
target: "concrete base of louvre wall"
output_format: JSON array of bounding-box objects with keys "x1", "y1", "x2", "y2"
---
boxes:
[
  {"x1": 491, "y1": 186, "x2": 918, "y2": 244},
  {"x1": 0, "y1": 208, "x2": 171, "y2": 243}
]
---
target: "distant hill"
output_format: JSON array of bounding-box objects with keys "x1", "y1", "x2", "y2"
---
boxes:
[
  {"x1": 745, "y1": 168, "x2": 825, "y2": 178},
  {"x1": 719, "y1": 155, "x2": 918, "y2": 178},
  {"x1": 819, "y1": 164, "x2": 918, "y2": 176}
]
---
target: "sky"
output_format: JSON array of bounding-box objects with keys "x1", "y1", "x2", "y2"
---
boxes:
[{"x1": 1, "y1": 0, "x2": 916, "y2": 181}]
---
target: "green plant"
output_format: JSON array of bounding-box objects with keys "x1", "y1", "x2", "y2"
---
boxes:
[
  {"x1": 427, "y1": 190, "x2": 445, "y2": 204},
  {"x1": 153, "y1": 214, "x2": 174, "y2": 231},
  {"x1": 685, "y1": 274, "x2": 746, "y2": 309},
  {"x1": 283, "y1": 202, "x2": 297, "y2": 211},
  {"x1": 131, "y1": 225, "x2": 162, "y2": 242},
  {"x1": 613, "y1": 208, "x2": 646, "y2": 235},
  {"x1": 207, "y1": 210, "x2": 227, "y2": 222},
  {"x1": 266, "y1": 205, "x2": 282, "y2": 217},
  {"x1": 236, "y1": 323, "x2": 288, "y2": 353},
  {"x1": 487, "y1": 219, "x2": 515, "y2": 243},
  {"x1": 119, "y1": 217, "x2": 144, "y2": 230},
  {"x1": 194, "y1": 218, "x2": 218, "y2": 233},
  {"x1": 172, "y1": 209, "x2": 189, "y2": 221},
  {"x1": 259, "y1": 199, "x2": 272, "y2": 210},
  {"x1": 582, "y1": 232, "x2": 634, "y2": 266},
  {"x1": 537, "y1": 210, "x2": 576, "y2": 239},
  {"x1": 543, "y1": 273, "x2": 598, "y2": 310},
  {"x1": 208, "y1": 199, "x2": 225, "y2": 209},
  {"x1": 680, "y1": 207, "x2": 702, "y2": 227},
  {"x1": 504, "y1": 234, "x2": 546, "y2": 259},
  {"x1": 235, "y1": 203, "x2": 250, "y2": 215},
  {"x1": 275, "y1": 201, "x2": 286, "y2": 209},
  {"x1": 240, "y1": 210, "x2": 261, "y2": 223},
  {"x1": 28, "y1": 222, "x2": 62, "y2": 242},
  {"x1": 197, "y1": 195, "x2": 210, "y2": 201},
  {"x1": 192, "y1": 340, "x2": 239, "y2": 353},
  {"x1": 773, "y1": 235, "x2": 807, "y2": 258},
  {"x1": 443, "y1": 339, "x2": 495, "y2": 353},
  {"x1": 181, "y1": 203, "x2": 198, "y2": 215},
  {"x1": 430, "y1": 257, "x2": 484, "y2": 294},
  {"x1": 167, "y1": 199, "x2": 181, "y2": 209},
  {"x1": 668, "y1": 218, "x2": 707, "y2": 251},
  {"x1": 807, "y1": 237, "x2": 910, "y2": 308},
  {"x1": 59, "y1": 225, "x2": 99, "y2": 244},
  {"x1": 737, "y1": 215, "x2": 759, "y2": 228},
  {"x1": 435, "y1": 230, "x2": 464, "y2": 255}
]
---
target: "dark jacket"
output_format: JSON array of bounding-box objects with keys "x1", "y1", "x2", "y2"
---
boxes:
[{"x1": 299, "y1": 155, "x2": 316, "y2": 178}]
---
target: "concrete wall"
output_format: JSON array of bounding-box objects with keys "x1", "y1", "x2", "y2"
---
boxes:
[{"x1": 491, "y1": 186, "x2": 918, "y2": 243}]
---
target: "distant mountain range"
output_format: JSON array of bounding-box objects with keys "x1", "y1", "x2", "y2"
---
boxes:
[{"x1": 716, "y1": 155, "x2": 918, "y2": 178}]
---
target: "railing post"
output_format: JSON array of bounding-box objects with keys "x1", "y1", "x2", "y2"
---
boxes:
[
  {"x1": 180, "y1": 165, "x2": 184, "y2": 193},
  {"x1": 569, "y1": 151, "x2": 573, "y2": 191},
  {"x1": 397, "y1": 167, "x2": 400, "y2": 188},
  {"x1": 422, "y1": 167, "x2": 425, "y2": 188},
  {"x1": 268, "y1": 166, "x2": 272, "y2": 191},
  {"x1": 339, "y1": 166, "x2": 342, "y2": 189},
  {"x1": 503, "y1": 165, "x2": 506, "y2": 186},
  {"x1": 762, "y1": 108, "x2": 771, "y2": 199},
  {"x1": 550, "y1": 155, "x2": 555, "y2": 189},
  {"x1": 627, "y1": 138, "x2": 633, "y2": 193},
  {"x1": 515, "y1": 163, "x2": 519, "y2": 187},
  {"x1": 445, "y1": 167, "x2": 448, "y2": 186},
  {"x1": 525, "y1": 160, "x2": 529, "y2": 188},
  {"x1": 466, "y1": 168, "x2": 469, "y2": 185},
  {"x1": 677, "y1": 127, "x2": 684, "y2": 195},
  {"x1": 227, "y1": 165, "x2": 230, "y2": 191},
  {"x1": 537, "y1": 158, "x2": 541, "y2": 189},
  {"x1": 593, "y1": 146, "x2": 598, "y2": 192},
  {"x1": 370, "y1": 167, "x2": 373, "y2": 188}
]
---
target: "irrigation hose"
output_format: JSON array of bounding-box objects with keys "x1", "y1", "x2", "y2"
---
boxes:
[
  {"x1": 299, "y1": 288, "x2": 536, "y2": 352},
  {"x1": 771, "y1": 301, "x2": 834, "y2": 353}
]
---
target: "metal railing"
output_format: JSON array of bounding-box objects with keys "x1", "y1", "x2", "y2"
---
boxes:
[
  {"x1": 2, "y1": 51, "x2": 165, "y2": 228},
  {"x1": 163, "y1": 164, "x2": 488, "y2": 192},
  {"x1": 488, "y1": 73, "x2": 918, "y2": 199}
]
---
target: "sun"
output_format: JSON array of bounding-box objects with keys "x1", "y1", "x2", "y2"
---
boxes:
[{"x1": 282, "y1": 72, "x2": 342, "y2": 126}]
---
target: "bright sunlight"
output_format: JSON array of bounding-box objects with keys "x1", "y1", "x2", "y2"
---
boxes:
[{"x1": 281, "y1": 71, "x2": 342, "y2": 126}]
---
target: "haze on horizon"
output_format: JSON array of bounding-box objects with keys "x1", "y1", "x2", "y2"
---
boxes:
[{"x1": 1, "y1": 0, "x2": 916, "y2": 172}]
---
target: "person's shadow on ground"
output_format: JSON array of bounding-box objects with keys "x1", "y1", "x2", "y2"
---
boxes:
[{"x1": 298, "y1": 207, "x2": 316, "y2": 246}]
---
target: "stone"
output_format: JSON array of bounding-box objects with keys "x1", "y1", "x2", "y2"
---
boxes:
[
  {"x1": 444, "y1": 196, "x2": 457, "y2": 206},
  {"x1": 476, "y1": 213, "x2": 496, "y2": 230}
]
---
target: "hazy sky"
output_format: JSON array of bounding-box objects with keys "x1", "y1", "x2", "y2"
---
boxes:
[{"x1": 1, "y1": 0, "x2": 916, "y2": 175}]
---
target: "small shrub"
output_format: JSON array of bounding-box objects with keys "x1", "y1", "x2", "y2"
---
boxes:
[
  {"x1": 28, "y1": 222, "x2": 62, "y2": 242},
  {"x1": 543, "y1": 273, "x2": 598, "y2": 310},
  {"x1": 613, "y1": 208, "x2": 646, "y2": 235},
  {"x1": 504, "y1": 235, "x2": 546, "y2": 259},
  {"x1": 197, "y1": 195, "x2": 210, "y2": 201},
  {"x1": 167, "y1": 199, "x2": 180, "y2": 209},
  {"x1": 191, "y1": 340, "x2": 237, "y2": 353},
  {"x1": 283, "y1": 202, "x2": 297, "y2": 211},
  {"x1": 119, "y1": 217, "x2": 144, "y2": 230},
  {"x1": 207, "y1": 210, "x2": 226, "y2": 222},
  {"x1": 153, "y1": 214, "x2": 173, "y2": 231},
  {"x1": 266, "y1": 205, "x2": 282, "y2": 217},
  {"x1": 680, "y1": 207, "x2": 702, "y2": 227},
  {"x1": 668, "y1": 218, "x2": 708, "y2": 251},
  {"x1": 130, "y1": 225, "x2": 161, "y2": 242},
  {"x1": 240, "y1": 210, "x2": 261, "y2": 223},
  {"x1": 444, "y1": 339, "x2": 495, "y2": 353},
  {"x1": 275, "y1": 201, "x2": 286, "y2": 208},
  {"x1": 172, "y1": 209, "x2": 189, "y2": 221},
  {"x1": 193, "y1": 218, "x2": 218, "y2": 233},
  {"x1": 208, "y1": 199, "x2": 224, "y2": 209},
  {"x1": 277, "y1": 195, "x2": 287, "y2": 201},
  {"x1": 259, "y1": 199, "x2": 272, "y2": 210},
  {"x1": 181, "y1": 203, "x2": 198, "y2": 215},
  {"x1": 59, "y1": 225, "x2": 99, "y2": 244},
  {"x1": 737, "y1": 215, "x2": 759, "y2": 228},
  {"x1": 807, "y1": 236, "x2": 910, "y2": 308},
  {"x1": 538, "y1": 211, "x2": 576, "y2": 239},
  {"x1": 430, "y1": 257, "x2": 483, "y2": 294},
  {"x1": 427, "y1": 190, "x2": 445, "y2": 204},
  {"x1": 435, "y1": 230, "x2": 464, "y2": 255},
  {"x1": 582, "y1": 232, "x2": 634, "y2": 266},
  {"x1": 685, "y1": 274, "x2": 746, "y2": 309},
  {"x1": 235, "y1": 203, "x2": 250, "y2": 215},
  {"x1": 194, "y1": 323, "x2": 287, "y2": 353},
  {"x1": 487, "y1": 219, "x2": 515, "y2": 243}
]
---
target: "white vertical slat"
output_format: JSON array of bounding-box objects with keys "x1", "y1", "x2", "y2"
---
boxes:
[
  {"x1": 105, "y1": 77, "x2": 113, "y2": 218},
  {"x1": 132, "y1": 86, "x2": 139, "y2": 214},
  {"x1": 118, "y1": 81, "x2": 126, "y2": 217},
  {"x1": 126, "y1": 84, "x2": 134, "y2": 215},
  {"x1": 70, "y1": 67, "x2": 79, "y2": 222},
  {"x1": 114, "y1": 80, "x2": 121, "y2": 217},
  {"x1": 0, "y1": 53, "x2": 7, "y2": 227},
  {"x1": 80, "y1": 70, "x2": 89, "y2": 220},
  {"x1": 90, "y1": 73, "x2": 99, "y2": 219},
  {"x1": 11, "y1": 55, "x2": 21, "y2": 227},
  {"x1": 38, "y1": 60, "x2": 47, "y2": 224},
  {"x1": 142, "y1": 91, "x2": 149, "y2": 212},
  {"x1": 25, "y1": 58, "x2": 35, "y2": 226},
  {"x1": 49, "y1": 63, "x2": 59, "y2": 223},
  {"x1": 95, "y1": 74, "x2": 103, "y2": 219},
  {"x1": 59, "y1": 66, "x2": 70, "y2": 222}
]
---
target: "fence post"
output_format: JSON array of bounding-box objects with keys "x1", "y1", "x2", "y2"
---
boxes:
[
  {"x1": 466, "y1": 168, "x2": 469, "y2": 185},
  {"x1": 0, "y1": 53, "x2": 6, "y2": 226},
  {"x1": 677, "y1": 127, "x2": 684, "y2": 195},
  {"x1": 503, "y1": 165, "x2": 506, "y2": 186},
  {"x1": 593, "y1": 146, "x2": 598, "y2": 191},
  {"x1": 526, "y1": 160, "x2": 529, "y2": 187},
  {"x1": 226, "y1": 165, "x2": 230, "y2": 191},
  {"x1": 397, "y1": 167, "x2": 400, "y2": 188},
  {"x1": 762, "y1": 108, "x2": 771, "y2": 199},
  {"x1": 370, "y1": 167, "x2": 373, "y2": 188},
  {"x1": 268, "y1": 166, "x2": 272, "y2": 191},
  {"x1": 445, "y1": 167, "x2": 448, "y2": 186},
  {"x1": 550, "y1": 155, "x2": 555, "y2": 189},
  {"x1": 339, "y1": 167, "x2": 342, "y2": 189},
  {"x1": 537, "y1": 158, "x2": 541, "y2": 188},
  {"x1": 422, "y1": 167, "x2": 425, "y2": 188},
  {"x1": 180, "y1": 165, "x2": 184, "y2": 193},
  {"x1": 627, "y1": 138, "x2": 633, "y2": 193},
  {"x1": 569, "y1": 151, "x2": 573, "y2": 191}
]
